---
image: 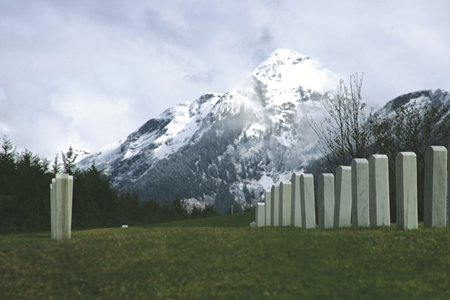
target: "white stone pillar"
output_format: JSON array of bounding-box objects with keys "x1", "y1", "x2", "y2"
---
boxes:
[
  {"x1": 369, "y1": 154, "x2": 390, "y2": 227},
  {"x1": 291, "y1": 173, "x2": 302, "y2": 227},
  {"x1": 301, "y1": 174, "x2": 316, "y2": 229},
  {"x1": 318, "y1": 173, "x2": 334, "y2": 229},
  {"x1": 264, "y1": 190, "x2": 272, "y2": 227},
  {"x1": 52, "y1": 174, "x2": 74, "y2": 240},
  {"x1": 334, "y1": 166, "x2": 352, "y2": 228},
  {"x1": 271, "y1": 185, "x2": 280, "y2": 227},
  {"x1": 279, "y1": 182, "x2": 292, "y2": 227},
  {"x1": 448, "y1": 142, "x2": 450, "y2": 223},
  {"x1": 396, "y1": 152, "x2": 418, "y2": 230},
  {"x1": 424, "y1": 146, "x2": 447, "y2": 228},
  {"x1": 351, "y1": 159, "x2": 370, "y2": 227},
  {"x1": 50, "y1": 179, "x2": 56, "y2": 239},
  {"x1": 256, "y1": 202, "x2": 266, "y2": 227}
]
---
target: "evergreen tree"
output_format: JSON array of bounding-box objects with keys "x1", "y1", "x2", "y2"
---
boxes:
[
  {"x1": 61, "y1": 146, "x2": 77, "y2": 175},
  {"x1": 52, "y1": 154, "x2": 62, "y2": 175},
  {"x1": 0, "y1": 136, "x2": 16, "y2": 196}
]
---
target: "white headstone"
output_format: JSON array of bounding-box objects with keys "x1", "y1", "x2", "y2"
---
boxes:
[
  {"x1": 264, "y1": 190, "x2": 272, "y2": 227},
  {"x1": 334, "y1": 166, "x2": 352, "y2": 228},
  {"x1": 424, "y1": 146, "x2": 447, "y2": 228},
  {"x1": 396, "y1": 152, "x2": 418, "y2": 230},
  {"x1": 291, "y1": 173, "x2": 302, "y2": 227},
  {"x1": 318, "y1": 173, "x2": 334, "y2": 228},
  {"x1": 271, "y1": 185, "x2": 280, "y2": 227},
  {"x1": 279, "y1": 182, "x2": 292, "y2": 226},
  {"x1": 301, "y1": 174, "x2": 316, "y2": 229},
  {"x1": 448, "y1": 142, "x2": 450, "y2": 223},
  {"x1": 50, "y1": 179, "x2": 56, "y2": 239},
  {"x1": 352, "y1": 159, "x2": 370, "y2": 227},
  {"x1": 256, "y1": 202, "x2": 266, "y2": 227},
  {"x1": 51, "y1": 174, "x2": 74, "y2": 240},
  {"x1": 369, "y1": 154, "x2": 390, "y2": 227}
]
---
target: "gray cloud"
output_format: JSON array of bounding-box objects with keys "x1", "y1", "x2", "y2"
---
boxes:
[
  {"x1": 0, "y1": 0, "x2": 449, "y2": 159},
  {"x1": 185, "y1": 69, "x2": 219, "y2": 85},
  {"x1": 249, "y1": 27, "x2": 275, "y2": 65}
]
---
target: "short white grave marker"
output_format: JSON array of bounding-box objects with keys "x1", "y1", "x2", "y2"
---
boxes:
[
  {"x1": 256, "y1": 202, "x2": 266, "y2": 227},
  {"x1": 396, "y1": 152, "x2": 418, "y2": 230},
  {"x1": 334, "y1": 166, "x2": 352, "y2": 228},
  {"x1": 424, "y1": 146, "x2": 447, "y2": 228}
]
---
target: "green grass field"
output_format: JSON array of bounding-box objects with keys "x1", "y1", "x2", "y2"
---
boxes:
[{"x1": 1, "y1": 212, "x2": 450, "y2": 299}]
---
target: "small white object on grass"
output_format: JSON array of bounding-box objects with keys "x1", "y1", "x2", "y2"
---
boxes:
[
  {"x1": 250, "y1": 221, "x2": 256, "y2": 227},
  {"x1": 122, "y1": 225, "x2": 128, "y2": 228}
]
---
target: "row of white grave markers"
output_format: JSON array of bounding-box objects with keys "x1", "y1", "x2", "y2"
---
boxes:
[
  {"x1": 255, "y1": 145, "x2": 449, "y2": 229},
  {"x1": 50, "y1": 174, "x2": 74, "y2": 240}
]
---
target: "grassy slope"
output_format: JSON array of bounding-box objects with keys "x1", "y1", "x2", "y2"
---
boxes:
[{"x1": 1, "y1": 212, "x2": 450, "y2": 299}]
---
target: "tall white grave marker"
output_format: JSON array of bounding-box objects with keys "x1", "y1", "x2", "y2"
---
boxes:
[
  {"x1": 271, "y1": 185, "x2": 280, "y2": 227},
  {"x1": 396, "y1": 152, "x2": 418, "y2": 230},
  {"x1": 264, "y1": 190, "x2": 272, "y2": 227},
  {"x1": 369, "y1": 155, "x2": 390, "y2": 227},
  {"x1": 424, "y1": 146, "x2": 447, "y2": 228},
  {"x1": 352, "y1": 159, "x2": 370, "y2": 227},
  {"x1": 301, "y1": 174, "x2": 316, "y2": 229},
  {"x1": 51, "y1": 174, "x2": 74, "y2": 240},
  {"x1": 50, "y1": 179, "x2": 56, "y2": 239},
  {"x1": 318, "y1": 173, "x2": 334, "y2": 228},
  {"x1": 279, "y1": 182, "x2": 292, "y2": 226},
  {"x1": 334, "y1": 166, "x2": 352, "y2": 228},
  {"x1": 448, "y1": 142, "x2": 450, "y2": 223},
  {"x1": 291, "y1": 173, "x2": 302, "y2": 227}
]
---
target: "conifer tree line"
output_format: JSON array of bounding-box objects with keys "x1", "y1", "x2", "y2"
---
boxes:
[
  {"x1": 0, "y1": 139, "x2": 218, "y2": 234},
  {"x1": 308, "y1": 74, "x2": 450, "y2": 222}
]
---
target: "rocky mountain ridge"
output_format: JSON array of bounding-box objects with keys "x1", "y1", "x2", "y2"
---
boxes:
[{"x1": 77, "y1": 49, "x2": 450, "y2": 213}]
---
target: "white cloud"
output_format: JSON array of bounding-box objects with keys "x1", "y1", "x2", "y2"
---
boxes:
[{"x1": 0, "y1": 0, "x2": 449, "y2": 158}]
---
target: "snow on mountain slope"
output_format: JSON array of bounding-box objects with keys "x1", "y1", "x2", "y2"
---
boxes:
[
  {"x1": 77, "y1": 49, "x2": 342, "y2": 213},
  {"x1": 375, "y1": 89, "x2": 450, "y2": 118},
  {"x1": 253, "y1": 49, "x2": 339, "y2": 104},
  {"x1": 77, "y1": 93, "x2": 221, "y2": 169}
]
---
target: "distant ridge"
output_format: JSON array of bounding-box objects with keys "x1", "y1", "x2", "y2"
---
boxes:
[{"x1": 77, "y1": 49, "x2": 450, "y2": 213}]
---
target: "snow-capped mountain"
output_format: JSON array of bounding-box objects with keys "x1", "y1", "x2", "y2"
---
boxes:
[
  {"x1": 78, "y1": 49, "x2": 450, "y2": 213},
  {"x1": 375, "y1": 89, "x2": 450, "y2": 118},
  {"x1": 76, "y1": 49, "x2": 342, "y2": 213}
]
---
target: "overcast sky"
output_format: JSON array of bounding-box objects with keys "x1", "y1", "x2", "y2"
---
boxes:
[{"x1": 1, "y1": 0, "x2": 449, "y2": 159}]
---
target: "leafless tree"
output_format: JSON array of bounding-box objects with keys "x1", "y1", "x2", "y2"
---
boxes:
[{"x1": 309, "y1": 73, "x2": 373, "y2": 171}]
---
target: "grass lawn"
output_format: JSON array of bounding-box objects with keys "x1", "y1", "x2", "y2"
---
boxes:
[{"x1": 1, "y1": 212, "x2": 450, "y2": 299}]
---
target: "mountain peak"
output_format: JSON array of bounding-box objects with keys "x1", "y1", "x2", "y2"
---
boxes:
[
  {"x1": 77, "y1": 48, "x2": 344, "y2": 212},
  {"x1": 267, "y1": 48, "x2": 310, "y2": 63},
  {"x1": 251, "y1": 49, "x2": 340, "y2": 101}
]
